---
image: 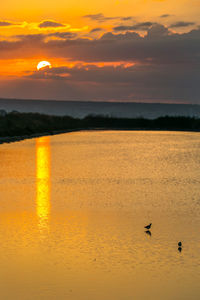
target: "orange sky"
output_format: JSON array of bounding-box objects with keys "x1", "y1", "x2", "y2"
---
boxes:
[{"x1": 1, "y1": 0, "x2": 200, "y2": 23}]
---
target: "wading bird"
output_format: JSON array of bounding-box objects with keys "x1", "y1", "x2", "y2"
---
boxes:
[{"x1": 144, "y1": 223, "x2": 152, "y2": 230}]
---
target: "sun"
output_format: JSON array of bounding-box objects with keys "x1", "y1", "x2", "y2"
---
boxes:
[{"x1": 37, "y1": 61, "x2": 52, "y2": 71}]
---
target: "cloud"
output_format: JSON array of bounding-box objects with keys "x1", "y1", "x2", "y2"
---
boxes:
[
  {"x1": 1, "y1": 24, "x2": 200, "y2": 67},
  {"x1": 83, "y1": 13, "x2": 134, "y2": 23},
  {"x1": 120, "y1": 17, "x2": 133, "y2": 21},
  {"x1": 0, "y1": 21, "x2": 13, "y2": 26},
  {"x1": 1, "y1": 24, "x2": 200, "y2": 103},
  {"x1": 38, "y1": 20, "x2": 65, "y2": 28},
  {"x1": 83, "y1": 13, "x2": 104, "y2": 20},
  {"x1": 47, "y1": 32, "x2": 76, "y2": 39},
  {"x1": 83, "y1": 13, "x2": 118, "y2": 22},
  {"x1": 100, "y1": 31, "x2": 140, "y2": 40},
  {"x1": 113, "y1": 22, "x2": 154, "y2": 31},
  {"x1": 1, "y1": 24, "x2": 200, "y2": 66},
  {"x1": 90, "y1": 28, "x2": 103, "y2": 33},
  {"x1": 15, "y1": 31, "x2": 76, "y2": 42},
  {"x1": 160, "y1": 14, "x2": 171, "y2": 18},
  {"x1": 169, "y1": 21, "x2": 195, "y2": 28},
  {"x1": 146, "y1": 23, "x2": 169, "y2": 38},
  {"x1": 1, "y1": 61, "x2": 199, "y2": 103}
]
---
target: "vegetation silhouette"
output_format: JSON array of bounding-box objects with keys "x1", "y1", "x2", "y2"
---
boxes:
[{"x1": 0, "y1": 112, "x2": 200, "y2": 141}]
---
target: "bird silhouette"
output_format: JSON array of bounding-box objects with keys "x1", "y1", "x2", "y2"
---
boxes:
[
  {"x1": 144, "y1": 223, "x2": 152, "y2": 230},
  {"x1": 178, "y1": 242, "x2": 182, "y2": 247}
]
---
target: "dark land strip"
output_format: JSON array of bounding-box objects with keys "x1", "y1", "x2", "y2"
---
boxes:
[{"x1": 0, "y1": 112, "x2": 200, "y2": 144}]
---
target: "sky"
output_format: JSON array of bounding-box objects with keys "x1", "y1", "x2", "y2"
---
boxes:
[{"x1": 0, "y1": 0, "x2": 200, "y2": 103}]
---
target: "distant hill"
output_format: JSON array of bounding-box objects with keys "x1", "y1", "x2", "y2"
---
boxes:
[{"x1": 0, "y1": 98, "x2": 200, "y2": 119}]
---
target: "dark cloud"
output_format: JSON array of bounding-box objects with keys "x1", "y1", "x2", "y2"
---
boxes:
[
  {"x1": 39, "y1": 20, "x2": 65, "y2": 28},
  {"x1": 0, "y1": 21, "x2": 13, "y2": 26},
  {"x1": 146, "y1": 23, "x2": 169, "y2": 38},
  {"x1": 27, "y1": 62, "x2": 198, "y2": 90},
  {"x1": 1, "y1": 24, "x2": 200, "y2": 67},
  {"x1": 16, "y1": 31, "x2": 76, "y2": 41},
  {"x1": 160, "y1": 14, "x2": 171, "y2": 18},
  {"x1": 169, "y1": 21, "x2": 195, "y2": 28},
  {"x1": 120, "y1": 17, "x2": 133, "y2": 21},
  {"x1": 113, "y1": 25, "x2": 136, "y2": 31},
  {"x1": 83, "y1": 13, "x2": 117, "y2": 22},
  {"x1": 113, "y1": 22, "x2": 154, "y2": 31},
  {"x1": 1, "y1": 24, "x2": 200, "y2": 103},
  {"x1": 84, "y1": 13, "x2": 135, "y2": 23},
  {"x1": 84, "y1": 13, "x2": 104, "y2": 20},
  {"x1": 1, "y1": 62, "x2": 199, "y2": 102},
  {"x1": 29, "y1": 64, "x2": 138, "y2": 82},
  {"x1": 100, "y1": 31, "x2": 140, "y2": 40},
  {"x1": 90, "y1": 28, "x2": 102, "y2": 33},
  {"x1": 15, "y1": 33, "x2": 44, "y2": 41},
  {"x1": 47, "y1": 32, "x2": 76, "y2": 39}
]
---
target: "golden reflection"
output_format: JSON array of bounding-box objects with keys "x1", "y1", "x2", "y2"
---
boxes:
[{"x1": 36, "y1": 136, "x2": 51, "y2": 234}]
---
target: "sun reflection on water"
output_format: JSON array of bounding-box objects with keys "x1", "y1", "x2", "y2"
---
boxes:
[{"x1": 36, "y1": 136, "x2": 51, "y2": 235}]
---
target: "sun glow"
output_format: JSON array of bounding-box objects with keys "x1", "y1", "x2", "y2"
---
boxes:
[{"x1": 37, "y1": 60, "x2": 52, "y2": 70}]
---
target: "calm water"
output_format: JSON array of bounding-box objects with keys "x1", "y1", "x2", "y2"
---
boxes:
[{"x1": 0, "y1": 131, "x2": 200, "y2": 300}]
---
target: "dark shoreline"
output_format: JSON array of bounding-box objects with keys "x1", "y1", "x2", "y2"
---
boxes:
[
  {"x1": 0, "y1": 127, "x2": 200, "y2": 146},
  {"x1": 0, "y1": 128, "x2": 84, "y2": 145},
  {"x1": 0, "y1": 112, "x2": 200, "y2": 145}
]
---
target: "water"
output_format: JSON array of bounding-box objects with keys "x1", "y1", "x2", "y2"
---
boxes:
[
  {"x1": 0, "y1": 130, "x2": 200, "y2": 299},
  {"x1": 1, "y1": 99, "x2": 200, "y2": 118}
]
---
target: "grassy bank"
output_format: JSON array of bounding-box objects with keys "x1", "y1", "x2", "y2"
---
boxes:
[{"x1": 0, "y1": 112, "x2": 200, "y2": 143}]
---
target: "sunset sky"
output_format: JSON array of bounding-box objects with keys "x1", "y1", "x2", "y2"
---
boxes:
[{"x1": 0, "y1": 0, "x2": 199, "y2": 103}]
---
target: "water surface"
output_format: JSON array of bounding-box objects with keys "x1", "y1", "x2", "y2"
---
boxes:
[{"x1": 0, "y1": 131, "x2": 200, "y2": 299}]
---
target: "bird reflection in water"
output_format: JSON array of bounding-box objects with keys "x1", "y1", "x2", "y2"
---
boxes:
[
  {"x1": 36, "y1": 136, "x2": 51, "y2": 236},
  {"x1": 145, "y1": 230, "x2": 152, "y2": 237},
  {"x1": 178, "y1": 247, "x2": 182, "y2": 253}
]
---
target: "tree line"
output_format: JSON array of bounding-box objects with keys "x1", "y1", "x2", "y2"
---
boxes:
[{"x1": 0, "y1": 112, "x2": 200, "y2": 137}]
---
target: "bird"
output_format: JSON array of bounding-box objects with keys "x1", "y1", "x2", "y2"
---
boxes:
[
  {"x1": 144, "y1": 223, "x2": 152, "y2": 230},
  {"x1": 178, "y1": 242, "x2": 182, "y2": 247}
]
